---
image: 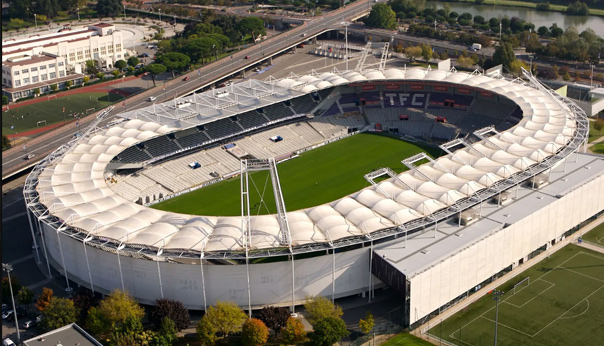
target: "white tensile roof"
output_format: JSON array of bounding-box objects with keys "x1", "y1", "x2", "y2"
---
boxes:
[{"x1": 35, "y1": 68, "x2": 577, "y2": 254}]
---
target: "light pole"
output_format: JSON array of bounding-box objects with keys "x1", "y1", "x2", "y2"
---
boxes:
[
  {"x1": 434, "y1": 19, "x2": 437, "y2": 31},
  {"x1": 591, "y1": 64, "x2": 595, "y2": 89},
  {"x1": 34, "y1": 13, "x2": 37, "y2": 29},
  {"x1": 2, "y1": 263, "x2": 20, "y2": 342},
  {"x1": 77, "y1": 7, "x2": 80, "y2": 21},
  {"x1": 529, "y1": 55, "x2": 535, "y2": 75},
  {"x1": 341, "y1": 22, "x2": 351, "y2": 71},
  {"x1": 158, "y1": 8, "x2": 162, "y2": 25},
  {"x1": 213, "y1": 44, "x2": 217, "y2": 61},
  {"x1": 123, "y1": 5, "x2": 126, "y2": 20},
  {"x1": 493, "y1": 290, "x2": 503, "y2": 346},
  {"x1": 499, "y1": 22, "x2": 502, "y2": 42}
]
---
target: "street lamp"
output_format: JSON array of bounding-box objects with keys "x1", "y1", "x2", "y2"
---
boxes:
[
  {"x1": 341, "y1": 22, "x2": 351, "y2": 71},
  {"x1": 591, "y1": 64, "x2": 595, "y2": 89},
  {"x1": 212, "y1": 44, "x2": 217, "y2": 61},
  {"x1": 529, "y1": 55, "x2": 535, "y2": 75},
  {"x1": 158, "y1": 8, "x2": 162, "y2": 24},
  {"x1": 34, "y1": 13, "x2": 37, "y2": 29},
  {"x1": 499, "y1": 22, "x2": 502, "y2": 42},
  {"x1": 493, "y1": 290, "x2": 503, "y2": 346},
  {"x1": 2, "y1": 263, "x2": 20, "y2": 342},
  {"x1": 77, "y1": 7, "x2": 80, "y2": 21},
  {"x1": 123, "y1": 5, "x2": 126, "y2": 20}
]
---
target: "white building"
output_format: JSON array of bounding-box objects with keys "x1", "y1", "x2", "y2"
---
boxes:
[{"x1": 2, "y1": 23, "x2": 124, "y2": 101}]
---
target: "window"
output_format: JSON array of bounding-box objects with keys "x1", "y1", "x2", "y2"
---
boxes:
[
  {"x1": 69, "y1": 52, "x2": 75, "y2": 61},
  {"x1": 32, "y1": 76, "x2": 39, "y2": 83},
  {"x1": 40, "y1": 65, "x2": 46, "y2": 70},
  {"x1": 108, "y1": 45, "x2": 114, "y2": 53},
  {"x1": 93, "y1": 48, "x2": 99, "y2": 53},
  {"x1": 58, "y1": 61, "x2": 64, "y2": 66},
  {"x1": 14, "y1": 70, "x2": 19, "y2": 76},
  {"x1": 23, "y1": 77, "x2": 29, "y2": 85},
  {"x1": 77, "y1": 51, "x2": 83, "y2": 60},
  {"x1": 49, "y1": 63, "x2": 56, "y2": 68},
  {"x1": 22, "y1": 69, "x2": 28, "y2": 74},
  {"x1": 14, "y1": 80, "x2": 21, "y2": 87},
  {"x1": 30, "y1": 67, "x2": 37, "y2": 72},
  {"x1": 59, "y1": 71, "x2": 65, "y2": 77},
  {"x1": 116, "y1": 44, "x2": 122, "y2": 51},
  {"x1": 2, "y1": 78, "x2": 6, "y2": 85},
  {"x1": 100, "y1": 47, "x2": 106, "y2": 55},
  {"x1": 49, "y1": 72, "x2": 56, "y2": 78},
  {"x1": 117, "y1": 54, "x2": 121, "y2": 58},
  {"x1": 41, "y1": 74, "x2": 48, "y2": 81},
  {"x1": 85, "y1": 50, "x2": 91, "y2": 59}
]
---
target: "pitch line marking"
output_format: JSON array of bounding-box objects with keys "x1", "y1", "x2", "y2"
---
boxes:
[
  {"x1": 559, "y1": 299, "x2": 590, "y2": 320},
  {"x1": 479, "y1": 316, "x2": 534, "y2": 337},
  {"x1": 561, "y1": 267, "x2": 604, "y2": 283},
  {"x1": 503, "y1": 279, "x2": 555, "y2": 308}
]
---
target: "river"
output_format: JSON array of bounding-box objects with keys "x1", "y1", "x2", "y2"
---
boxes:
[{"x1": 425, "y1": 1, "x2": 604, "y2": 34}]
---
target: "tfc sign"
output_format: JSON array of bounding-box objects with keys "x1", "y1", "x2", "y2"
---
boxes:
[{"x1": 383, "y1": 93, "x2": 426, "y2": 107}]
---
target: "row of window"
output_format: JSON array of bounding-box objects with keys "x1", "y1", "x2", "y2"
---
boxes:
[
  {"x1": 14, "y1": 62, "x2": 62, "y2": 76},
  {"x1": 13, "y1": 71, "x2": 63, "y2": 87}
]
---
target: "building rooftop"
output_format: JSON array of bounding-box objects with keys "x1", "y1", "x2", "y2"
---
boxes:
[
  {"x1": 22, "y1": 323, "x2": 103, "y2": 346},
  {"x1": 373, "y1": 152, "x2": 604, "y2": 279},
  {"x1": 91, "y1": 23, "x2": 114, "y2": 28},
  {"x1": 2, "y1": 54, "x2": 57, "y2": 67},
  {"x1": 2, "y1": 73, "x2": 84, "y2": 93},
  {"x1": 2, "y1": 29, "x2": 94, "y2": 50}
]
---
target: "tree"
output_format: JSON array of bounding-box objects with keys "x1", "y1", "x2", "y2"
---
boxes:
[
  {"x1": 364, "y1": 3, "x2": 397, "y2": 30},
  {"x1": 86, "y1": 290, "x2": 145, "y2": 339},
  {"x1": 2, "y1": 276, "x2": 21, "y2": 305},
  {"x1": 50, "y1": 84, "x2": 58, "y2": 92},
  {"x1": 2, "y1": 95, "x2": 8, "y2": 105},
  {"x1": 509, "y1": 59, "x2": 529, "y2": 76},
  {"x1": 421, "y1": 44, "x2": 433, "y2": 61},
  {"x1": 241, "y1": 318, "x2": 269, "y2": 346},
  {"x1": 65, "y1": 80, "x2": 73, "y2": 88},
  {"x1": 36, "y1": 0, "x2": 59, "y2": 18},
  {"x1": 150, "y1": 299, "x2": 190, "y2": 331},
  {"x1": 439, "y1": 52, "x2": 449, "y2": 60},
  {"x1": 144, "y1": 64, "x2": 167, "y2": 86},
  {"x1": 308, "y1": 317, "x2": 349, "y2": 346},
  {"x1": 96, "y1": 72, "x2": 105, "y2": 81},
  {"x1": 358, "y1": 311, "x2": 374, "y2": 334},
  {"x1": 33, "y1": 88, "x2": 41, "y2": 96},
  {"x1": 17, "y1": 286, "x2": 34, "y2": 306},
  {"x1": 40, "y1": 297, "x2": 77, "y2": 331},
  {"x1": 566, "y1": 1, "x2": 589, "y2": 15},
  {"x1": 114, "y1": 59, "x2": 127, "y2": 70},
  {"x1": 157, "y1": 317, "x2": 178, "y2": 345},
  {"x1": 281, "y1": 317, "x2": 306, "y2": 345},
  {"x1": 594, "y1": 118, "x2": 604, "y2": 134},
  {"x1": 157, "y1": 52, "x2": 191, "y2": 78},
  {"x1": 112, "y1": 70, "x2": 120, "y2": 78},
  {"x1": 127, "y1": 56, "x2": 140, "y2": 67},
  {"x1": 96, "y1": 0, "x2": 123, "y2": 17},
  {"x1": 85, "y1": 60, "x2": 98, "y2": 75},
  {"x1": 202, "y1": 301, "x2": 247, "y2": 337},
  {"x1": 536, "y1": 2, "x2": 551, "y2": 11},
  {"x1": 492, "y1": 42, "x2": 515, "y2": 70},
  {"x1": 457, "y1": 55, "x2": 475, "y2": 69},
  {"x1": 405, "y1": 46, "x2": 423, "y2": 61},
  {"x1": 83, "y1": 76, "x2": 90, "y2": 85},
  {"x1": 237, "y1": 17, "x2": 266, "y2": 41},
  {"x1": 71, "y1": 287, "x2": 99, "y2": 326},
  {"x1": 197, "y1": 317, "x2": 218, "y2": 345},
  {"x1": 537, "y1": 26, "x2": 549, "y2": 36},
  {"x1": 2, "y1": 135, "x2": 12, "y2": 150},
  {"x1": 257, "y1": 306, "x2": 290, "y2": 335},
  {"x1": 36, "y1": 287, "x2": 54, "y2": 312},
  {"x1": 303, "y1": 296, "x2": 343, "y2": 325},
  {"x1": 549, "y1": 23, "x2": 564, "y2": 37}
]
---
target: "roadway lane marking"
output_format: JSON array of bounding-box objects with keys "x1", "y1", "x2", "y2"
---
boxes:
[
  {"x1": 2, "y1": 211, "x2": 27, "y2": 223},
  {"x1": 29, "y1": 278, "x2": 53, "y2": 290}
]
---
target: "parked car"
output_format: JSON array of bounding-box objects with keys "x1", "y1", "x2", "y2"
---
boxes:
[
  {"x1": 6, "y1": 310, "x2": 25, "y2": 321},
  {"x1": 3, "y1": 338, "x2": 16, "y2": 346},
  {"x1": 22, "y1": 320, "x2": 36, "y2": 329},
  {"x1": 2, "y1": 310, "x2": 13, "y2": 320},
  {"x1": 183, "y1": 76, "x2": 190, "y2": 81}
]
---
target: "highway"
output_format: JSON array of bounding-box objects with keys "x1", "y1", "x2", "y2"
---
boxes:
[{"x1": 0, "y1": 0, "x2": 374, "y2": 178}]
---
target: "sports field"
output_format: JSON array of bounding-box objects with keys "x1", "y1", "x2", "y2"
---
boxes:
[
  {"x1": 2, "y1": 92, "x2": 124, "y2": 135},
  {"x1": 582, "y1": 221, "x2": 604, "y2": 245},
  {"x1": 428, "y1": 244, "x2": 604, "y2": 346},
  {"x1": 152, "y1": 133, "x2": 443, "y2": 216}
]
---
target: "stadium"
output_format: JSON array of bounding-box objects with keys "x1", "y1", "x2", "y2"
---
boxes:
[{"x1": 23, "y1": 65, "x2": 603, "y2": 328}]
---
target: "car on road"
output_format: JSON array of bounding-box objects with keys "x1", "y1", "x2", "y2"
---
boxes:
[
  {"x1": 6, "y1": 310, "x2": 25, "y2": 321},
  {"x1": 2, "y1": 310, "x2": 13, "y2": 320},
  {"x1": 148, "y1": 96, "x2": 157, "y2": 102},
  {"x1": 3, "y1": 338, "x2": 16, "y2": 346},
  {"x1": 253, "y1": 67, "x2": 261, "y2": 72},
  {"x1": 183, "y1": 76, "x2": 190, "y2": 81},
  {"x1": 245, "y1": 55, "x2": 250, "y2": 59},
  {"x1": 25, "y1": 154, "x2": 35, "y2": 160},
  {"x1": 301, "y1": 33, "x2": 307, "y2": 37}
]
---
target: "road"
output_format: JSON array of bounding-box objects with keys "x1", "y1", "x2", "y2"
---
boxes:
[{"x1": 1, "y1": 0, "x2": 376, "y2": 178}]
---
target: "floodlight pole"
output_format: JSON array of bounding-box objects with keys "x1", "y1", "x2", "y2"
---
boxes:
[
  {"x1": 2, "y1": 264, "x2": 20, "y2": 342},
  {"x1": 493, "y1": 290, "x2": 503, "y2": 346}
]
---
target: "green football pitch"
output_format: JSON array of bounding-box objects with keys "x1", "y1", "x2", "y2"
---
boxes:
[
  {"x1": 428, "y1": 244, "x2": 604, "y2": 346},
  {"x1": 152, "y1": 133, "x2": 443, "y2": 216},
  {"x1": 381, "y1": 333, "x2": 435, "y2": 346},
  {"x1": 582, "y1": 221, "x2": 604, "y2": 245},
  {"x1": 2, "y1": 92, "x2": 124, "y2": 135}
]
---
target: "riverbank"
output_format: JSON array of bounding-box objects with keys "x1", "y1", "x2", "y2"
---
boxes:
[{"x1": 444, "y1": 0, "x2": 604, "y2": 17}]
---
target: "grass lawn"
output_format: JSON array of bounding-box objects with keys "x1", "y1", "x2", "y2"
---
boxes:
[
  {"x1": 582, "y1": 220, "x2": 604, "y2": 245},
  {"x1": 2, "y1": 92, "x2": 124, "y2": 135},
  {"x1": 588, "y1": 120, "x2": 604, "y2": 143},
  {"x1": 591, "y1": 142, "x2": 604, "y2": 155},
  {"x1": 381, "y1": 333, "x2": 435, "y2": 346},
  {"x1": 152, "y1": 133, "x2": 443, "y2": 216},
  {"x1": 428, "y1": 244, "x2": 604, "y2": 346}
]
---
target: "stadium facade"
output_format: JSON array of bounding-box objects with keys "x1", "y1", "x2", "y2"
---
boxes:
[{"x1": 23, "y1": 66, "x2": 602, "y2": 326}]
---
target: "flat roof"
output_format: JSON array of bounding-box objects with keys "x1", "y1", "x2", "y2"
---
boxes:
[
  {"x1": 2, "y1": 29, "x2": 94, "y2": 49},
  {"x1": 2, "y1": 54, "x2": 56, "y2": 67},
  {"x1": 23, "y1": 323, "x2": 103, "y2": 346},
  {"x1": 374, "y1": 153, "x2": 604, "y2": 279}
]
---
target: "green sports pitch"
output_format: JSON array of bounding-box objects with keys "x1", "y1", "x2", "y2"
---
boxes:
[
  {"x1": 152, "y1": 133, "x2": 443, "y2": 216},
  {"x1": 428, "y1": 244, "x2": 604, "y2": 346},
  {"x1": 2, "y1": 92, "x2": 123, "y2": 135}
]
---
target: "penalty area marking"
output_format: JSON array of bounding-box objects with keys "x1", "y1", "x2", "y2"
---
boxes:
[{"x1": 503, "y1": 279, "x2": 555, "y2": 309}]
